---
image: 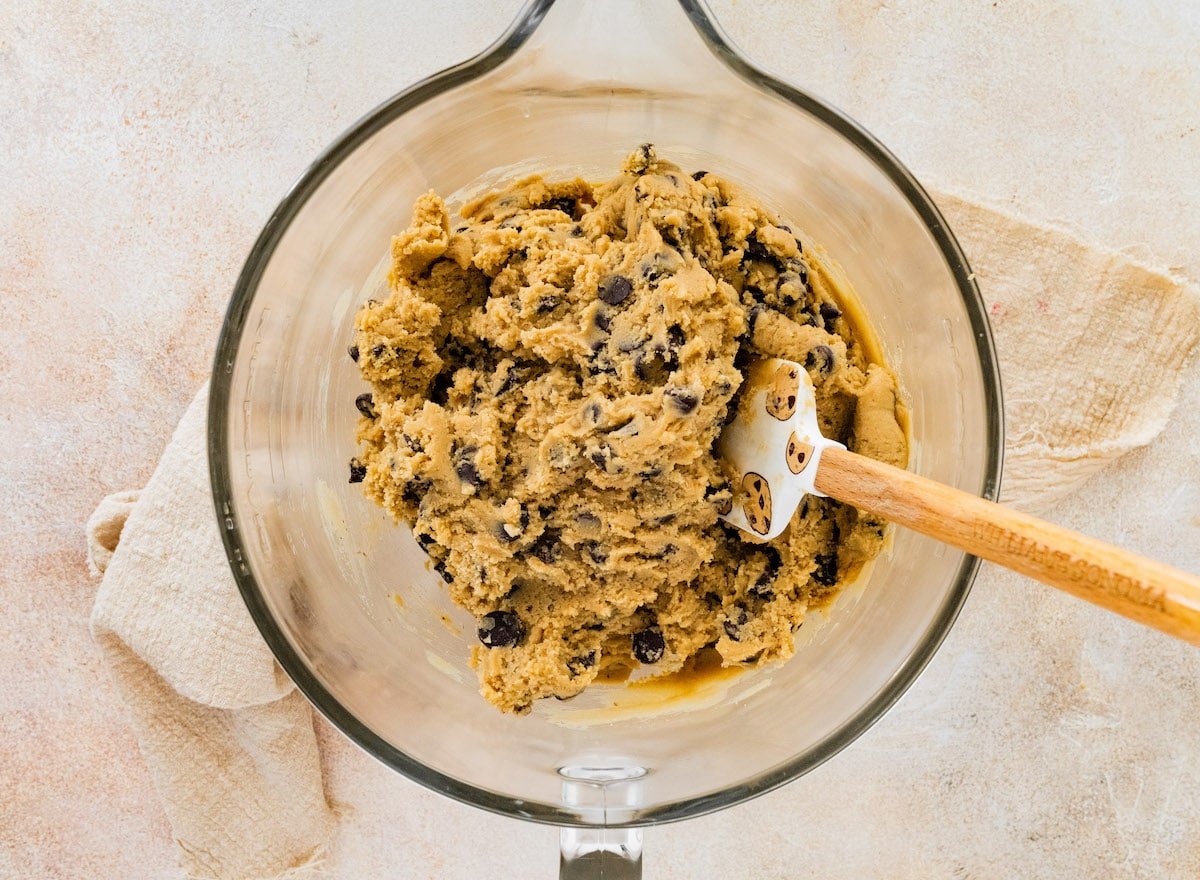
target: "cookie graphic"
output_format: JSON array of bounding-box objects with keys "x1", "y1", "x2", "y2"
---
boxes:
[
  {"x1": 785, "y1": 432, "x2": 814, "y2": 475},
  {"x1": 765, "y1": 363, "x2": 801, "y2": 421},
  {"x1": 741, "y1": 471, "x2": 772, "y2": 535}
]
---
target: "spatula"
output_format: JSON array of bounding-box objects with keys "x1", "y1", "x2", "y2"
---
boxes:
[{"x1": 719, "y1": 357, "x2": 1200, "y2": 646}]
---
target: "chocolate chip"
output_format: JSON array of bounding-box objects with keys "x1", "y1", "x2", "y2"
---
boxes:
[
  {"x1": 784, "y1": 259, "x2": 810, "y2": 286},
  {"x1": 664, "y1": 386, "x2": 699, "y2": 414},
  {"x1": 371, "y1": 344, "x2": 386, "y2": 358},
  {"x1": 355, "y1": 392, "x2": 376, "y2": 419},
  {"x1": 667, "y1": 324, "x2": 687, "y2": 349},
  {"x1": 567, "y1": 652, "x2": 596, "y2": 675},
  {"x1": 691, "y1": 170, "x2": 708, "y2": 180},
  {"x1": 570, "y1": 224, "x2": 584, "y2": 237},
  {"x1": 537, "y1": 295, "x2": 561, "y2": 313},
  {"x1": 605, "y1": 417, "x2": 637, "y2": 437},
  {"x1": 759, "y1": 546, "x2": 783, "y2": 580},
  {"x1": 703, "y1": 591, "x2": 722, "y2": 609},
  {"x1": 598, "y1": 275, "x2": 633, "y2": 306},
  {"x1": 544, "y1": 196, "x2": 576, "y2": 217},
  {"x1": 806, "y1": 344, "x2": 835, "y2": 375},
  {"x1": 584, "y1": 621, "x2": 606, "y2": 631},
  {"x1": 416, "y1": 533, "x2": 436, "y2": 552},
  {"x1": 347, "y1": 344, "x2": 360, "y2": 362},
  {"x1": 582, "y1": 541, "x2": 608, "y2": 565},
  {"x1": 456, "y1": 461, "x2": 483, "y2": 488},
  {"x1": 776, "y1": 272, "x2": 805, "y2": 307},
  {"x1": 724, "y1": 606, "x2": 749, "y2": 641},
  {"x1": 530, "y1": 527, "x2": 562, "y2": 563},
  {"x1": 402, "y1": 433, "x2": 422, "y2": 452},
  {"x1": 594, "y1": 310, "x2": 612, "y2": 333},
  {"x1": 584, "y1": 402, "x2": 601, "y2": 423},
  {"x1": 477, "y1": 610, "x2": 526, "y2": 648},
  {"x1": 429, "y1": 370, "x2": 454, "y2": 405},
  {"x1": 609, "y1": 415, "x2": 638, "y2": 436},
  {"x1": 589, "y1": 447, "x2": 611, "y2": 470},
  {"x1": 639, "y1": 466, "x2": 663, "y2": 479},
  {"x1": 454, "y1": 447, "x2": 484, "y2": 488},
  {"x1": 432, "y1": 559, "x2": 453, "y2": 583},
  {"x1": 348, "y1": 458, "x2": 367, "y2": 483},
  {"x1": 401, "y1": 477, "x2": 431, "y2": 506},
  {"x1": 496, "y1": 365, "x2": 522, "y2": 396},
  {"x1": 742, "y1": 284, "x2": 766, "y2": 306},
  {"x1": 745, "y1": 304, "x2": 765, "y2": 336},
  {"x1": 632, "y1": 627, "x2": 665, "y2": 664},
  {"x1": 743, "y1": 232, "x2": 772, "y2": 263},
  {"x1": 648, "y1": 543, "x2": 677, "y2": 560},
  {"x1": 632, "y1": 143, "x2": 654, "y2": 171},
  {"x1": 705, "y1": 483, "x2": 729, "y2": 501},
  {"x1": 819, "y1": 302, "x2": 842, "y2": 327},
  {"x1": 640, "y1": 253, "x2": 676, "y2": 286},
  {"x1": 813, "y1": 551, "x2": 838, "y2": 586},
  {"x1": 752, "y1": 546, "x2": 783, "y2": 597}
]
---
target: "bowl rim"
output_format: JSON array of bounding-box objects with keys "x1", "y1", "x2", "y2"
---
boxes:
[{"x1": 207, "y1": 0, "x2": 1004, "y2": 829}]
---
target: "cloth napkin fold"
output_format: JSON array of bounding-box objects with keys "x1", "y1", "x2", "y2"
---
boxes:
[
  {"x1": 933, "y1": 190, "x2": 1200, "y2": 510},
  {"x1": 86, "y1": 190, "x2": 1198, "y2": 880},
  {"x1": 88, "y1": 384, "x2": 336, "y2": 880}
]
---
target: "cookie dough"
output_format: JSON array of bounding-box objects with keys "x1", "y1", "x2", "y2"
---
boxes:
[{"x1": 352, "y1": 145, "x2": 907, "y2": 713}]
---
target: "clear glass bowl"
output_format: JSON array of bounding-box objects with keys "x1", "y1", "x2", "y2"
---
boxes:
[{"x1": 209, "y1": 0, "x2": 1002, "y2": 873}]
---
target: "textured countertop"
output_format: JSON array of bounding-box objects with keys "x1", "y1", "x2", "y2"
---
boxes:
[{"x1": 3, "y1": 1, "x2": 1199, "y2": 877}]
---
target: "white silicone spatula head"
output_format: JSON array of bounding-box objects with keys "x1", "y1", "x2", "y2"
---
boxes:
[
  {"x1": 719, "y1": 363, "x2": 1200, "y2": 646},
  {"x1": 717, "y1": 358, "x2": 845, "y2": 541}
]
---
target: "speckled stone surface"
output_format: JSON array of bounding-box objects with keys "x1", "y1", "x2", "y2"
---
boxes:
[{"x1": 2, "y1": 1, "x2": 1198, "y2": 877}]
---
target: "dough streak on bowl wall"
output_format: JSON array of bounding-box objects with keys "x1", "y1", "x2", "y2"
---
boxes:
[{"x1": 349, "y1": 145, "x2": 908, "y2": 714}]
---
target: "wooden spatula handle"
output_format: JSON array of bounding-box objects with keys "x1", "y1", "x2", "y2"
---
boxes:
[{"x1": 815, "y1": 446, "x2": 1200, "y2": 646}]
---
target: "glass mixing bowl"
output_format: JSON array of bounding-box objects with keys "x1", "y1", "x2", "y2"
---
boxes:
[{"x1": 208, "y1": 0, "x2": 1003, "y2": 875}]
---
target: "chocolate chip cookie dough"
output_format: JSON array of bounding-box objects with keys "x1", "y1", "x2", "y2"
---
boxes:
[{"x1": 352, "y1": 146, "x2": 907, "y2": 713}]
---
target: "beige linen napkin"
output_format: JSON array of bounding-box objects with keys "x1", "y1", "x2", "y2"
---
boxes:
[
  {"x1": 87, "y1": 384, "x2": 336, "y2": 880},
  {"x1": 85, "y1": 193, "x2": 1198, "y2": 880},
  {"x1": 934, "y1": 190, "x2": 1200, "y2": 510}
]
